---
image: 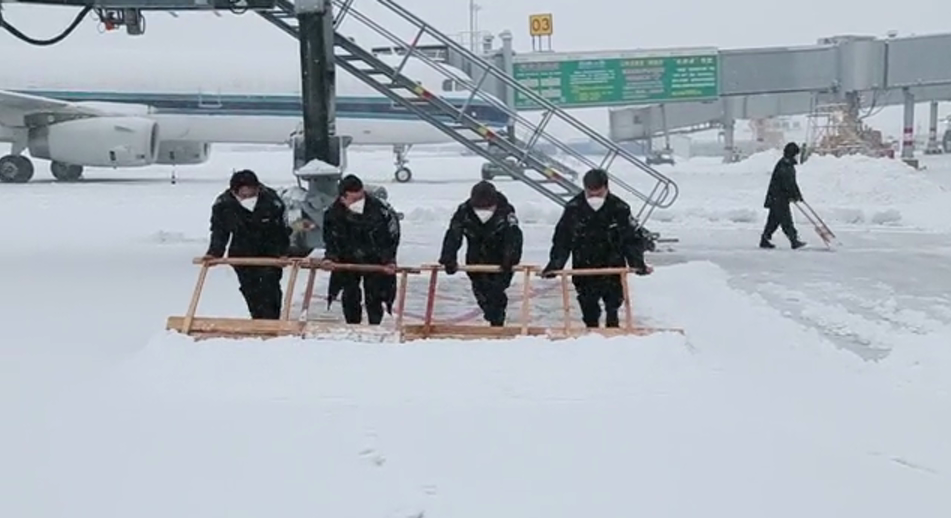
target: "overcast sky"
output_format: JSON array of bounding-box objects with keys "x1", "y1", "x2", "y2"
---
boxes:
[
  {"x1": 3, "y1": 0, "x2": 951, "y2": 54},
  {"x1": 3, "y1": 0, "x2": 951, "y2": 137}
]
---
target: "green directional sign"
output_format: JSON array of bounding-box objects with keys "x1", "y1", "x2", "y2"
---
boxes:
[{"x1": 513, "y1": 53, "x2": 719, "y2": 110}]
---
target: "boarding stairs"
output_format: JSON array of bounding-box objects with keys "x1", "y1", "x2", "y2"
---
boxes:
[{"x1": 257, "y1": 0, "x2": 679, "y2": 224}]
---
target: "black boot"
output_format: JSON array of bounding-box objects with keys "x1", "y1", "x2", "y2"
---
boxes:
[
  {"x1": 759, "y1": 236, "x2": 776, "y2": 249},
  {"x1": 791, "y1": 239, "x2": 807, "y2": 250}
]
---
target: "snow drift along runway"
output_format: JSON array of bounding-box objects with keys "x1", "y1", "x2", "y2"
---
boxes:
[{"x1": 2, "y1": 146, "x2": 950, "y2": 517}]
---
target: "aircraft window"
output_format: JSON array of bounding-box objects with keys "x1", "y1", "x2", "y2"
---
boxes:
[{"x1": 442, "y1": 79, "x2": 453, "y2": 91}]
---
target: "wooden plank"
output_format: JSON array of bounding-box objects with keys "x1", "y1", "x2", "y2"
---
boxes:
[
  {"x1": 182, "y1": 263, "x2": 210, "y2": 335},
  {"x1": 519, "y1": 269, "x2": 532, "y2": 335},
  {"x1": 421, "y1": 268, "x2": 439, "y2": 338},
  {"x1": 167, "y1": 316, "x2": 305, "y2": 336},
  {"x1": 560, "y1": 273, "x2": 571, "y2": 335},
  {"x1": 280, "y1": 261, "x2": 301, "y2": 321},
  {"x1": 621, "y1": 271, "x2": 633, "y2": 330},
  {"x1": 401, "y1": 324, "x2": 550, "y2": 341},
  {"x1": 418, "y1": 263, "x2": 536, "y2": 273},
  {"x1": 394, "y1": 270, "x2": 409, "y2": 330},
  {"x1": 299, "y1": 268, "x2": 319, "y2": 320},
  {"x1": 168, "y1": 317, "x2": 684, "y2": 341}
]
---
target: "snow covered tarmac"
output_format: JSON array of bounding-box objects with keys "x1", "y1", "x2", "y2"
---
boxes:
[{"x1": 1, "y1": 147, "x2": 949, "y2": 516}]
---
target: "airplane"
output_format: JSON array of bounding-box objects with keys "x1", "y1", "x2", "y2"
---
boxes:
[{"x1": 0, "y1": 46, "x2": 510, "y2": 184}]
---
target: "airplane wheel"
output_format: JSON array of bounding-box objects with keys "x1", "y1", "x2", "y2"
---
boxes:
[
  {"x1": 394, "y1": 167, "x2": 412, "y2": 183},
  {"x1": 0, "y1": 155, "x2": 35, "y2": 183},
  {"x1": 51, "y1": 162, "x2": 84, "y2": 182}
]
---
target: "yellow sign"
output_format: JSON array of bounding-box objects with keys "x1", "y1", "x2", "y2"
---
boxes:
[{"x1": 529, "y1": 13, "x2": 553, "y2": 37}]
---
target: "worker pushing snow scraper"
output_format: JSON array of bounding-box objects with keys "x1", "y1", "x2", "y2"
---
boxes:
[
  {"x1": 541, "y1": 168, "x2": 654, "y2": 329},
  {"x1": 438, "y1": 180, "x2": 524, "y2": 327},
  {"x1": 202, "y1": 170, "x2": 296, "y2": 320},
  {"x1": 321, "y1": 174, "x2": 402, "y2": 325}
]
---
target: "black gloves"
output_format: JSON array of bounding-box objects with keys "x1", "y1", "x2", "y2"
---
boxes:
[
  {"x1": 442, "y1": 260, "x2": 458, "y2": 275},
  {"x1": 540, "y1": 263, "x2": 558, "y2": 278}
]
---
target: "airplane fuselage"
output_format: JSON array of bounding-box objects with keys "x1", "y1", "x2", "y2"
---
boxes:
[{"x1": 0, "y1": 48, "x2": 508, "y2": 147}]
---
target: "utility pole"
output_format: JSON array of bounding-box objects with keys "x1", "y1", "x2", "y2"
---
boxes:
[{"x1": 467, "y1": 0, "x2": 480, "y2": 52}]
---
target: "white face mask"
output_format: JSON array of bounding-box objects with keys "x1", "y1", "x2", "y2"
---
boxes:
[
  {"x1": 586, "y1": 196, "x2": 605, "y2": 211},
  {"x1": 474, "y1": 208, "x2": 494, "y2": 223},
  {"x1": 239, "y1": 196, "x2": 258, "y2": 211},
  {"x1": 347, "y1": 198, "x2": 366, "y2": 214}
]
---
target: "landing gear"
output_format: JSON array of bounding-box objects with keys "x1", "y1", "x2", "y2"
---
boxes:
[
  {"x1": 51, "y1": 161, "x2": 84, "y2": 182},
  {"x1": 394, "y1": 167, "x2": 412, "y2": 183},
  {"x1": 0, "y1": 155, "x2": 35, "y2": 183},
  {"x1": 393, "y1": 144, "x2": 413, "y2": 183}
]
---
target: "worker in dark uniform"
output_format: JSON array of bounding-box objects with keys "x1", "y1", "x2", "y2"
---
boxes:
[
  {"x1": 438, "y1": 181, "x2": 523, "y2": 326},
  {"x1": 761, "y1": 142, "x2": 807, "y2": 249},
  {"x1": 322, "y1": 174, "x2": 401, "y2": 325},
  {"x1": 203, "y1": 169, "x2": 292, "y2": 319},
  {"x1": 541, "y1": 168, "x2": 653, "y2": 328}
]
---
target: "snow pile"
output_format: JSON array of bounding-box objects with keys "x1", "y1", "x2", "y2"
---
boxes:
[
  {"x1": 643, "y1": 152, "x2": 951, "y2": 231},
  {"x1": 796, "y1": 153, "x2": 951, "y2": 230}
]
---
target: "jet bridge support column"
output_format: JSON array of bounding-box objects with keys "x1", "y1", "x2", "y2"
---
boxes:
[
  {"x1": 901, "y1": 88, "x2": 919, "y2": 168},
  {"x1": 291, "y1": 0, "x2": 343, "y2": 251},
  {"x1": 721, "y1": 97, "x2": 738, "y2": 163},
  {"x1": 925, "y1": 101, "x2": 943, "y2": 155}
]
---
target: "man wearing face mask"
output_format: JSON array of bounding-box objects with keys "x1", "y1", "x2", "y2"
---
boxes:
[
  {"x1": 438, "y1": 180, "x2": 524, "y2": 327},
  {"x1": 203, "y1": 169, "x2": 293, "y2": 320},
  {"x1": 540, "y1": 168, "x2": 653, "y2": 328},
  {"x1": 322, "y1": 174, "x2": 401, "y2": 325}
]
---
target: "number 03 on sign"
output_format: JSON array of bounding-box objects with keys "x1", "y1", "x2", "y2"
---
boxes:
[{"x1": 529, "y1": 13, "x2": 553, "y2": 37}]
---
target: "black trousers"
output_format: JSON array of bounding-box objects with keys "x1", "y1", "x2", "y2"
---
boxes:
[
  {"x1": 574, "y1": 275, "x2": 624, "y2": 328},
  {"x1": 339, "y1": 272, "x2": 388, "y2": 325},
  {"x1": 762, "y1": 203, "x2": 799, "y2": 242},
  {"x1": 468, "y1": 272, "x2": 514, "y2": 326},
  {"x1": 233, "y1": 266, "x2": 284, "y2": 320}
]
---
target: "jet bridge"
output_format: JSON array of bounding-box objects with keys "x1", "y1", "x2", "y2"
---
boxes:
[{"x1": 606, "y1": 34, "x2": 951, "y2": 164}]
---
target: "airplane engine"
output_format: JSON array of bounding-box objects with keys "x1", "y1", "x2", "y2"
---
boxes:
[
  {"x1": 27, "y1": 117, "x2": 159, "y2": 168},
  {"x1": 155, "y1": 140, "x2": 211, "y2": 165}
]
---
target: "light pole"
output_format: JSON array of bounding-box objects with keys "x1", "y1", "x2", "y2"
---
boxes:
[{"x1": 468, "y1": 0, "x2": 481, "y2": 52}]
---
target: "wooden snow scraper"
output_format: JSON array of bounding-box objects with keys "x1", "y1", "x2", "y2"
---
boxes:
[{"x1": 166, "y1": 257, "x2": 683, "y2": 341}]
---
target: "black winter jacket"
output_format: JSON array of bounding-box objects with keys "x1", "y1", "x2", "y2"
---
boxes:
[
  {"x1": 764, "y1": 156, "x2": 803, "y2": 208},
  {"x1": 438, "y1": 193, "x2": 523, "y2": 268},
  {"x1": 547, "y1": 192, "x2": 648, "y2": 271},
  {"x1": 206, "y1": 186, "x2": 292, "y2": 258},
  {"x1": 322, "y1": 194, "x2": 401, "y2": 314},
  {"x1": 322, "y1": 194, "x2": 401, "y2": 265}
]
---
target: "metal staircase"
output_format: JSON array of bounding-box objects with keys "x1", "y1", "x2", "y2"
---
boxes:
[{"x1": 258, "y1": 0, "x2": 679, "y2": 224}]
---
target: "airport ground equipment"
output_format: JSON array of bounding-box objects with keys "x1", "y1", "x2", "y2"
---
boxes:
[
  {"x1": 166, "y1": 257, "x2": 683, "y2": 341},
  {"x1": 803, "y1": 103, "x2": 896, "y2": 160}
]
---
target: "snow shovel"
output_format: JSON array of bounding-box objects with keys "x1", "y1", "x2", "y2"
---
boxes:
[{"x1": 794, "y1": 201, "x2": 837, "y2": 248}]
